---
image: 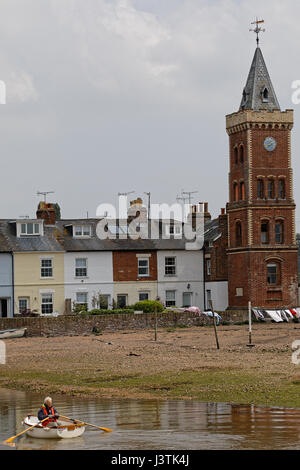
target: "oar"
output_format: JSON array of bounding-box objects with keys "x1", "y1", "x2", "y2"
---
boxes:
[
  {"x1": 59, "y1": 415, "x2": 113, "y2": 433},
  {"x1": 2, "y1": 417, "x2": 49, "y2": 447}
]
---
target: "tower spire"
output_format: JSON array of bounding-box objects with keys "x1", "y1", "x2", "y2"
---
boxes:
[
  {"x1": 249, "y1": 18, "x2": 265, "y2": 47},
  {"x1": 240, "y1": 20, "x2": 280, "y2": 112}
]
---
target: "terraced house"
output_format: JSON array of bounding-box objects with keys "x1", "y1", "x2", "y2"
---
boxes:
[
  {"x1": 0, "y1": 230, "x2": 13, "y2": 317},
  {"x1": 0, "y1": 215, "x2": 65, "y2": 316},
  {"x1": 0, "y1": 199, "x2": 208, "y2": 316}
]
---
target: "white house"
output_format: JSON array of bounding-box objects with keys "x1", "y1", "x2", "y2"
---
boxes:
[
  {"x1": 64, "y1": 251, "x2": 114, "y2": 310},
  {"x1": 157, "y1": 250, "x2": 204, "y2": 309}
]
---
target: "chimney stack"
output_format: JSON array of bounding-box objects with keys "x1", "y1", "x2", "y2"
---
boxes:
[
  {"x1": 218, "y1": 208, "x2": 227, "y2": 233},
  {"x1": 36, "y1": 202, "x2": 56, "y2": 225},
  {"x1": 127, "y1": 198, "x2": 147, "y2": 223}
]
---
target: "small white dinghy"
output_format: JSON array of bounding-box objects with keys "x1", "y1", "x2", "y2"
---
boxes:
[
  {"x1": 22, "y1": 416, "x2": 85, "y2": 439},
  {"x1": 0, "y1": 328, "x2": 27, "y2": 339}
]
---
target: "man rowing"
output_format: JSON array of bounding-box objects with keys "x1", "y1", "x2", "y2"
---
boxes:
[{"x1": 38, "y1": 396, "x2": 59, "y2": 427}]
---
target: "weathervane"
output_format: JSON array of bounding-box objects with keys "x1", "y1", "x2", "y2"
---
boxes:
[{"x1": 250, "y1": 18, "x2": 265, "y2": 46}]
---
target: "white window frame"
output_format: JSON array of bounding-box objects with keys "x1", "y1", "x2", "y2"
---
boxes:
[
  {"x1": 138, "y1": 258, "x2": 150, "y2": 277},
  {"x1": 41, "y1": 293, "x2": 53, "y2": 314},
  {"x1": 40, "y1": 258, "x2": 53, "y2": 278},
  {"x1": 73, "y1": 225, "x2": 92, "y2": 238},
  {"x1": 18, "y1": 222, "x2": 42, "y2": 237},
  {"x1": 18, "y1": 297, "x2": 29, "y2": 313},
  {"x1": 165, "y1": 257, "x2": 176, "y2": 276},
  {"x1": 166, "y1": 225, "x2": 182, "y2": 237},
  {"x1": 75, "y1": 258, "x2": 88, "y2": 278},
  {"x1": 165, "y1": 290, "x2": 176, "y2": 308},
  {"x1": 206, "y1": 258, "x2": 211, "y2": 276},
  {"x1": 206, "y1": 289, "x2": 212, "y2": 309},
  {"x1": 76, "y1": 292, "x2": 88, "y2": 309}
]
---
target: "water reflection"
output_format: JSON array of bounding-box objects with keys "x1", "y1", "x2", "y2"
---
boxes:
[{"x1": 0, "y1": 388, "x2": 300, "y2": 450}]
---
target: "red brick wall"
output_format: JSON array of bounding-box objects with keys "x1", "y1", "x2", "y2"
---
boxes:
[
  {"x1": 228, "y1": 250, "x2": 298, "y2": 308},
  {"x1": 227, "y1": 117, "x2": 298, "y2": 309},
  {"x1": 205, "y1": 214, "x2": 228, "y2": 282},
  {"x1": 113, "y1": 251, "x2": 157, "y2": 282}
]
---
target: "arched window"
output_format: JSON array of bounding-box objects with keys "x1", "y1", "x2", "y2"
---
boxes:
[
  {"x1": 234, "y1": 147, "x2": 238, "y2": 165},
  {"x1": 261, "y1": 221, "x2": 269, "y2": 244},
  {"x1": 278, "y1": 179, "x2": 286, "y2": 199},
  {"x1": 236, "y1": 222, "x2": 242, "y2": 247},
  {"x1": 267, "y1": 179, "x2": 275, "y2": 199},
  {"x1": 233, "y1": 183, "x2": 239, "y2": 202},
  {"x1": 257, "y1": 179, "x2": 264, "y2": 199},
  {"x1": 239, "y1": 145, "x2": 244, "y2": 164},
  {"x1": 275, "y1": 221, "x2": 284, "y2": 244},
  {"x1": 240, "y1": 182, "x2": 245, "y2": 200},
  {"x1": 267, "y1": 262, "x2": 281, "y2": 285}
]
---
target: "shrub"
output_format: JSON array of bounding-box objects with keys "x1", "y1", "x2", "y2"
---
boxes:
[
  {"x1": 73, "y1": 303, "x2": 88, "y2": 314},
  {"x1": 86, "y1": 308, "x2": 135, "y2": 316},
  {"x1": 132, "y1": 300, "x2": 164, "y2": 313}
]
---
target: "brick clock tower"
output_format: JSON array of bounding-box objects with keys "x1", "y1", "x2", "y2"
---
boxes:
[{"x1": 226, "y1": 24, "x2": 298, "y2": 309}]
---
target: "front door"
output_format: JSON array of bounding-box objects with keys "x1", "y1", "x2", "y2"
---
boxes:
[
  {"x1": 117, "y1": 295, "x2": 127, "y2": 309},
  {"x1": 0, "y1": 299, "x2": 8, "y2": 318}
]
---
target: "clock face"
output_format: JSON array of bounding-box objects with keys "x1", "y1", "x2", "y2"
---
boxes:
[{"x1": 264, "y1": 137, "x2": 277, "y2": 152}]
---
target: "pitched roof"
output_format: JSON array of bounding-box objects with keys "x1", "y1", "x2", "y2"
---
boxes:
[
  {"x1": 0, "y1": 221, "x2": 64, "y2": 252},
  {"x1": 57, "y1": 219, "x2": 193, "y2": 252},
  {"x1": 204, "y1": 218, "x2": 220, "y2": 244},
  {"x1": 0, "y1": 217, "x2": 204, "y2": 253},
  {"x1": 239, "y1": 47, "x2": 280, "y2": 112}
]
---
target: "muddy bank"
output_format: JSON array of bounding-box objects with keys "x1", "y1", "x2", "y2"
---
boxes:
[{"x1": 1, "y1": 324, "x2": 300, "y2": 407}]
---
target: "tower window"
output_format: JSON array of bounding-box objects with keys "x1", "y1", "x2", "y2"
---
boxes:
[
  {"x1": 234, "y1": 147, "x2": 238, "y2": 165},
  {"x1": 239, "y1": 145, "x2": 244, "y2": 164},
  {"x1": 262, "y1": 87, "x2": 269, "y2": 102},
  {"x1": 278, "y1": 179, "x2": 286, "y2": 199},
  {"x1": 261, "y1": 221, "x2": 269, "y2": 244},
  {"x1": 267, "y1": 263, "x2": 280, "y2": 285},
  {"x1": 257, "y1": 179, "x2": 264, "y2": 199},
  {"x1": 275, "y1": 221, "x2": 284, "y2": 244},
  {"x1": 233, "y1": 183, "x2": 239, "y2": 202},
  {"x1": 236, "y1": 222, "x2": 242, "y2": 247},
  {"x1": 267, "y1": 180, "x2": 275, "y2": 199},
  {"x1": 240, "y1": 182, "x2": 245, "y2": 200}
]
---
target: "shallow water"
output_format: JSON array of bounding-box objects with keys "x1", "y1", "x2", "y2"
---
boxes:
[{"x1": 0, "y1": 388, "x2": 300, "y2": 450}]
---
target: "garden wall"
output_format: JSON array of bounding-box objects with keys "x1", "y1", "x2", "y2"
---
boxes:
[{"x1": 0, "y1": 310, "x2": 249, "y2": 337}]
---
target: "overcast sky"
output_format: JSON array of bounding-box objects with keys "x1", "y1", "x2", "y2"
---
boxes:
[{"x1": 1, "y1": 0, "x2": 300, "y2": 228}]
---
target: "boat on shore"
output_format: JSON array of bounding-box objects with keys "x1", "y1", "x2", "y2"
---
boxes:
[
  {"x1": 0, "y1": 328, "x2": 27, "y2": 339},
  {"x1": 22, "y1": 416, "x2": 86, "y2": 439}
]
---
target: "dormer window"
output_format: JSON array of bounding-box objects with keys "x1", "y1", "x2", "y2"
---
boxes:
[
  {"x1": 166, "y1": 225, "x2": 182, "y2": 237},
  {"x1": 73, "y1": 225, "x2": 92, "y2": 238},
  {"x1": 262, "y1": 87, "x2": 269, "y2": 103},
  {"x1": 18, "y1": 221, "x2": 43, "y2": 237}
]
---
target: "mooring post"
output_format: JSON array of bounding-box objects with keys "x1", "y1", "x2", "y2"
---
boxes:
[
  {"x1": 209, "y1": 299, "x2": 220, "y2": 350},
  {"x1": 154, "y1": 305, "x2": 158, "y2": 342},
  {"x1": 248, "y1": 301, "x2": 252, "y2": 345}
]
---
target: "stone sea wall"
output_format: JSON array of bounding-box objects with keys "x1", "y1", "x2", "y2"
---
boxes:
[{"x1": 0, "y1": 310, "x2": 249, "y2": 337}]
